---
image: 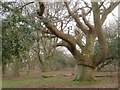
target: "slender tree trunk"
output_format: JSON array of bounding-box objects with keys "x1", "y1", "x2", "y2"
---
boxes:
[
  {"x1": 74, "y1": 65, "x2": 95, "y2": 81},
  {"x1": 13, "y1": 57, "x2": 20, "y2": 77},
  {"x1": 41, "y1": 61, "x2": 50, "y2": 72},
  {"x1": 42, "y1": 64, "x2": 48, "y2": 72},
  {"x1": 26, "y1": 52, "x2": 32, "y2": 75},
  {"x1": 2, "y1": 63, "x2": 6, "y2": 75}
]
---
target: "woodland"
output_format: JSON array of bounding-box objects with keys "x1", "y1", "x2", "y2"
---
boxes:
[{"x1": 1, "y1": 0, "x2": 120, "y2": 88}]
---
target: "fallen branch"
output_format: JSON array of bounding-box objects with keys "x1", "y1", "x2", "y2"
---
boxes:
[
  {"x1": 95, "y1": 75, "x2": 113, "y2": 77},
  {"x1": 41, "y1": 73, "x2": 75, "y2": 78},
  {"x1": 42, "y1": 75, "x2": 54, "y2": 78}
]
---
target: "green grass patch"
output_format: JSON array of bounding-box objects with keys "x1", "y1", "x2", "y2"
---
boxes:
[
  {"x1": 2, "y1": 76, "x2": 107, "y2": 88},
  {"x1": 69, "y1": 79, "x2": 102, "y2": 85},
  {"x1": 3, "y1": 78, "x2": 40, "y2": 88},
  {"x1": 2, "y1": 77, "x2": 69, "y2": 88}
]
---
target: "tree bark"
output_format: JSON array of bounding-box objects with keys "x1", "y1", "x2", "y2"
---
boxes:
[
  {"x1": 74, "y1": 65, "x2": 95, "y2": 81},
  {"x1": 42, "y1": 64, "x2": 49, "y2": 72},
  {"x1": 2, "y1": 63, "x2": 6, "y2": 75},
  {"x1": 38, "y1": 1, "x2": 119, "y2": 82},
  {"x1": 13, "y1": 57, "x2": 20, "y2": 77},
  {"x1": 92, "y1": 2, "x2": 108, "y2": 66}
]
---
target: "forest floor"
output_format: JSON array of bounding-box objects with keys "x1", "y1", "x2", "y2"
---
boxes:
[{"x1": 2, "y1": 68, "x2": 118, "y2": 88}]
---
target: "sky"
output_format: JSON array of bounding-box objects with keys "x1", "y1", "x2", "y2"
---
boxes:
[{"x1": 2, "y1": 0, "x2": 118, "y2": 21}]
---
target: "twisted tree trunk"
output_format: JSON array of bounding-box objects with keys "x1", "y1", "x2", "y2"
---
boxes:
[
  {"x1": 2, "y1": 63, "x2": 6, "y2": 75},
  {"x1": 74, "y1": 65, "x2": 95, "y2": 81},
  {"x1": 37, "y1": 1, "x2": 119, "y2": 81}
]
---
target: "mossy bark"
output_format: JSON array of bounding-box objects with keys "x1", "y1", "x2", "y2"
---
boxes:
[
  {"x1": 74, "y1": 65, "x2": 96, "y2": 81},
  {"x1": 42, "y1": 62, "x2": 50, "y2": 72}
]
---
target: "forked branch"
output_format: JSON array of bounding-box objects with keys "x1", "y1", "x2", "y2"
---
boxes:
[
  {"x1": 64, "y1": 2, "x2": 88, "y2": 35},
  {"x1": 101, "y1": 2, "x2": 120, "y2": 25}
]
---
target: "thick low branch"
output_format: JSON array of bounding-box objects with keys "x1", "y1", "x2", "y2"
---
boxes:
[
  {"x1": 43, "y1": 20, "x2": 84, "y2": 49},
  {"x1": 38, "y1": 2, "x2": 84, "y2": 50},
  {"x1": 101, "y1": 2, "x2": 120, "y2": 25},
  {"x1": 41, "y1": 18, "x2": 76, "y2": 48},
  {"x1": 38, "y1": 2, "x2": 76, "y2": 47}
]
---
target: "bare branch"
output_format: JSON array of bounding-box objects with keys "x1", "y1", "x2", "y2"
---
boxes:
[
  {"x1": 76, "y1": 40, "x2": 85, "y2": 49},
  {"x1": 62, "y1": 18, "x2": 72, "y2": 30},
  {"x1": 52, "y1": 40, "x2": 69, "y2": 48},
  {"x1": 96, "y1": 57, "x2": 114, "y2": 71},
  {"x1": 82, "y1": 0, "x2": 92, "y2": 9},
  {"x1": 81, "y1": 9, "x2": 94, "y2": 30},
  {"x1": 75, "y1": 7, "x2": 92, "y2": 17},
  {"x1": 41, "y1": 18, "x2": 76, "y2": 47},
  {"x1": 101, "y1": 2, "x2": 120, "y2": 25},
  {"x1": 40, "y1": 29, "x2": 53, "y2": 34},
  {"x1": 20, "y1": 2, "x2": 34, "y2": 10},
  {"x1": 64, "y1": 2, "x2": 88, "y2": 34},
  {"x1": 99, "y1": 1, "x2": 105, "y2": 8}
]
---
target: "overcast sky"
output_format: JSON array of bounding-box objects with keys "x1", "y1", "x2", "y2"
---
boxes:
[{"x1": 2, "y1": 0, "x2": 118, "y2": 20}]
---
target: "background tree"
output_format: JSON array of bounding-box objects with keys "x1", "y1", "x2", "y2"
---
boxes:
[
  {"x1": 1, "y1": 1, "x2": 35, "y2": 76},
  {"x1": 1, "y1": 1, "x2": 58, "y2": 75}
]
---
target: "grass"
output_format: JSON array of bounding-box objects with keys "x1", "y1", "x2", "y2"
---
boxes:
[
  {"x1": 2, "y1": 70, "x2": 117, "y2": 88},
  {"x1": 3, "y1": 78, "x2": 40, "y2": 88},
  {"x1": 2, "y1": 76, "x2": 107, "y2": 88},
  {"x1": 2, "y1": 77, "x2": 69, "y2": 88}
]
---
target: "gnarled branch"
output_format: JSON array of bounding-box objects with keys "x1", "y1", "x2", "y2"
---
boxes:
[
  {"x1": 41, "y1": 18, "x2": 76, "y2": 47},
  {"x1": 92, "y1": 2, "x2": 108, "y2": 66}
]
